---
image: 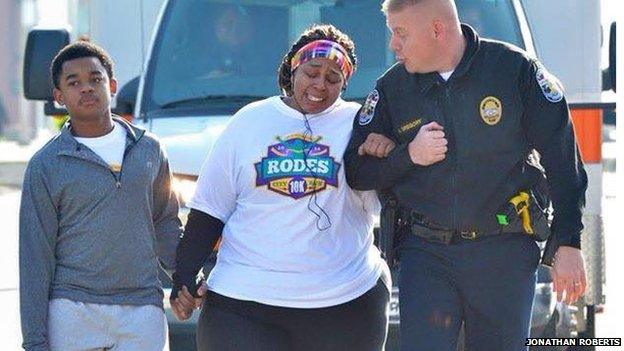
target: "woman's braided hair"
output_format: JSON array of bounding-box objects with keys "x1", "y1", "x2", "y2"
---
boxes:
[{"x1": 277, "y1": 24, "x2": 357, "y2": 96}]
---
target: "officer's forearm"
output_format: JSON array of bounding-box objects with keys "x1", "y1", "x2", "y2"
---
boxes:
[
  {"x1": 537, "y1": 130, "x2": 587, "y2": 250},
  {"x1": 345, "y1": 143, "x2": 417, "y2": 190},
  {"x1": 550, "y1": 209, "x2": 583, "y2": 249}
]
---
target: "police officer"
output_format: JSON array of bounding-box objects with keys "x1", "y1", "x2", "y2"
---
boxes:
[{"x1": 344, "y1": 0, "x2": 588, "y2": 350}]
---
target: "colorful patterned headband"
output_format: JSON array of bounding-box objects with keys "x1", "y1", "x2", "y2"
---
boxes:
[{"x1": 290, "y1": 39, "x2": 355, "y2": 82}]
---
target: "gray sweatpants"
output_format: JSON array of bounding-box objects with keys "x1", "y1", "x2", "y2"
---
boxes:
[{"x1": 48, "y1": 298, "x2": 169, "y2": 351}]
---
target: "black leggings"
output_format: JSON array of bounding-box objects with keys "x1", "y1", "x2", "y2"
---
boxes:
[{"x1": 197, "y1": 278, "x2": 390, "y2": 351}]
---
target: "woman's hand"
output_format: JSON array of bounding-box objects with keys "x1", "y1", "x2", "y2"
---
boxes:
[{"x1": 358, "y1": 133, "x2": 396, "y2": 158}]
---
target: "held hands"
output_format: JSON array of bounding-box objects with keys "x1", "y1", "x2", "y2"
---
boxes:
[
  {"x1": 170, "y1": 283, "x2": 208, "y2": 321},
  {"x1": 358, "y1": 133, "x2": 397, "y2": 158},
  {"x1": 551, "y1": 246, "x2": 587, "y2": 305},
  {"x1": 408, "y1": 122, "x2": 448, "y2": 166}
]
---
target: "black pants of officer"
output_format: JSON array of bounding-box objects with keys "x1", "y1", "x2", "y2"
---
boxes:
[
  {"x1": 398, "y1": 232, "x2": 540, "y2": 351},
  {"x1": 197, "y1": 277, "x2": 390, "y2": 351}
]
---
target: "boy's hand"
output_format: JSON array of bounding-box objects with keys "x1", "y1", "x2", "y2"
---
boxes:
[{"x1": 170, "y1": 284, "x2": 208, "y2": 321}]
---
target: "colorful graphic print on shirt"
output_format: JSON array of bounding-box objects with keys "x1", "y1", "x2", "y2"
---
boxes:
[{"x1": 254, "y1": 133, "x2": 340, "y2": 199}]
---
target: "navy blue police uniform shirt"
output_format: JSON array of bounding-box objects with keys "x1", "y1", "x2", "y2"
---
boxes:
[{"x1": 344, "y1": 24, "x2": 587, "y2": 254}]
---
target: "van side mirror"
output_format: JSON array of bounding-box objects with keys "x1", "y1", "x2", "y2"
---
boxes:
[
  {"x1": 602, "y1": 22, "x2": 616, "y2": 92},
  {"x1": 113, "y1": 76, "x2": 140, "y2": 120},
  {"x1": 23, "y1": 29, "x2": 70, "y2": 100}
]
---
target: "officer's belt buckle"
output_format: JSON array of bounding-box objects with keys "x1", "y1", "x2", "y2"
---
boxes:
[{"x1": 459, "y1": 230, "x2": 478, "y2": 240}]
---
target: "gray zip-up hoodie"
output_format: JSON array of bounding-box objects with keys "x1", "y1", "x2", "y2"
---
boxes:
[{"x1": 19, "y1": 117, "x2": 182, "y2": 351}]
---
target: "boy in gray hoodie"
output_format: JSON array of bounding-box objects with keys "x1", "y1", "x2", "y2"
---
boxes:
[{"x1": 19, "y1": 41, "x2": 182, "y2": 351}]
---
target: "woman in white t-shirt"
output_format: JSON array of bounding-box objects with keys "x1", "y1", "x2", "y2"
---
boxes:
[{"x1": 171, "y1": 24, "x2": 394, "y2": 351}]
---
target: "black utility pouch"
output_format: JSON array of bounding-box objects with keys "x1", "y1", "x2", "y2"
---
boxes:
[{"x1": 528, "y1": 189, "x2": 552, "y2": 242}]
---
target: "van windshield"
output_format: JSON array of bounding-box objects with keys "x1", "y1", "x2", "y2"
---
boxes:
[{"x1": 146, "y1": 0, "x2": 524, "y2": 113}]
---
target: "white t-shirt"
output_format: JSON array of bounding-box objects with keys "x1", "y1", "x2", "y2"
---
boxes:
[
  {"x1": 74, "y1": 121, "x2": 126, "y2": 172},
  {"x1": 189, "y1": 96, "x2": 389, "y2": 308},
  {"x1": 439, "y1": 70, "x2": 454, "y2": 81}
]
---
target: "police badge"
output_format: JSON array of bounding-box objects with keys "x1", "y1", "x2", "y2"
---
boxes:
[
  {"x1": 358, "y1": 89, "x2": 379, "y2": 126},
  {"x1": 479, "y1": 96, "x2": 502, "y2": 125}
]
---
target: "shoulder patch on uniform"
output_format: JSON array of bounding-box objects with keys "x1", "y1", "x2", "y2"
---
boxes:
[
  {"x1": 358, "y1": 89, "x2": 379, "y2": 126},
  {"x1": 535, "y1": 65, "x2": 563, "y2": 103}
]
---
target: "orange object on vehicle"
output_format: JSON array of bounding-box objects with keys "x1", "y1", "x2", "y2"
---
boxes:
[{"x1": 570, "y1": 108, "x2": 602, "y2": 164}]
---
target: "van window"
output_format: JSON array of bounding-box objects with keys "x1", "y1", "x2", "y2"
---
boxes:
[
  {"x1": 145, "y1": 0, "x2": 524, "y2": 114},
  {"x1": 457, "y1": 0, "x2": 523, "y2": 48}
]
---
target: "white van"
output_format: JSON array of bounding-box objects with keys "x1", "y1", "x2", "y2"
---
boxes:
[{"x1": 24, "y1": 0, "x2": 614, "y2": 349}]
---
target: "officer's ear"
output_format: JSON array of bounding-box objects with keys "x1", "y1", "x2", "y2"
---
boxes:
[{"x1": 432, "y1": 20, "x2": 445, "y2": 40}]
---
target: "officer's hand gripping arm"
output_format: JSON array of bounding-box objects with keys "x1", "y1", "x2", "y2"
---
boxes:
[{"x1": 344, "y1": 86, "x2": 417, "y2": 191}]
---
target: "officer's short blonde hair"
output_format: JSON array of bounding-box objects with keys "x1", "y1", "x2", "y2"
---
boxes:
[{"x1": 381, "y1": 0, "x2": 426, "y2": 14}]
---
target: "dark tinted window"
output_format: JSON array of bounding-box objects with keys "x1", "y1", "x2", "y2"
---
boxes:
[{"x1": 146, "y1": 0, "x2": 523, "y2": 113}]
